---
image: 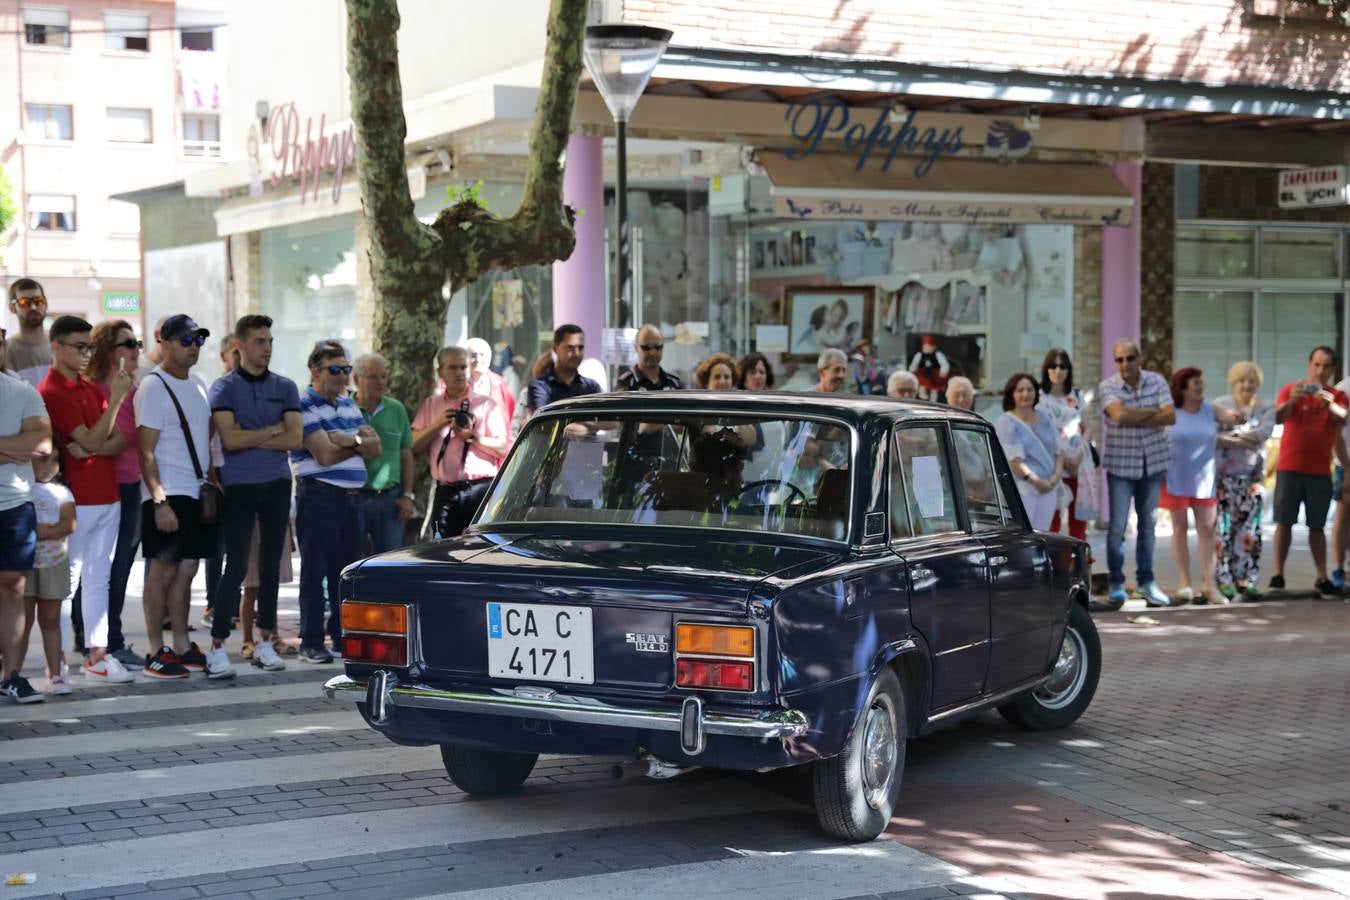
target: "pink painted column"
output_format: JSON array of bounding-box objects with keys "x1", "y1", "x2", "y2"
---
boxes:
[
  {"x1": 1101, "y1": 160, "x2": 1143, "y2": 380},
  {"x1": 552, "y1": 135, "x2": 606, "y2": 346}
]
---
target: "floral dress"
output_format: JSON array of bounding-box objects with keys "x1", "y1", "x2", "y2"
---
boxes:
[
  {"x1": 1212, "y1": 395, "x2": 1275, "y2": 588},
  {"x1": 1037, "y1": 389, "x2": 1088, "y2": 538}
]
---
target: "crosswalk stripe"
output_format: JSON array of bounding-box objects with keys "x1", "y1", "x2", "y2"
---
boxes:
[
  {"x1": 0, "y1": 679, "x2": 326, "y2": 723},
  {"x1": 441, "y1": 841, "x2": 973, "y2": 900},
  {"x1": 2, "y1": 710, "x2": 365, "y2": 763},
  {"x1": 0, "y1": 744, "x2": 437, "y2": 815},
  {"x1": 0, "y1": 779, "x2": 801, "y2": 899}
]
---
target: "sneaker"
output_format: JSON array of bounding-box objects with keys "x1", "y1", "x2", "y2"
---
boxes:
[
  {"x1": 1140, "y1": 581, "x2": 1185, "y2": 607},
  {"x1": 1175, "y1": 586, "x2": 1195, "y2": 603},
  {"x1": 1217, "y1": 583, "x2": 1238, "y2": 601},
  {"x1": 1269, "y1": 574, "x2": 1286, "y2": 592},
  {"x1": 1333, "y1": 569, "x2": 1346, "y2": 591},
  {"x1": 179, "y1": 642, "x2": 207, "y2": 673},
  {"x1": 274, "y1": 639, "x2": 298, "y2": 657},
  {"x1": 205, "y1": 645, "x2": 236, "y2": 680},
  {"x1": 1242, "y1": 585, "x2": 1264, "y2": 602},
  {"x1": 142, "y1": 647, "x2": 190, "y2": 680},
  {"x1": 298, "y1": 646, "x2": 333, "y2": 665},
  {"x1": 110, "y1": 645, "x2": 142, "y2": 668},
  {"x1": 1316, "y1": 578, "x2": 1342, "y2": 599},
  {"x1": 47, "y1": 674, "x2": 73, "y2": 696},
  {"x1": 1, "y1": 674, "x2": 44, "y2": 704},
  {"x1": 83, "y1": 656, "x2": 134, "y2": 684},
  {"x1": 252, "y1": 640, "x2": 286, "y2": 671}
]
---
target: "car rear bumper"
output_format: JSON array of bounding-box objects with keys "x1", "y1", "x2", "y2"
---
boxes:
[{"x1": 322, "y1": 673, "x2": 809, "y2": 753}]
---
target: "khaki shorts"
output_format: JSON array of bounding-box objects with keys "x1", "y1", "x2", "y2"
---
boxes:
[{"x1": 23, "y1": 564, "x2": 71, "y2": 601}]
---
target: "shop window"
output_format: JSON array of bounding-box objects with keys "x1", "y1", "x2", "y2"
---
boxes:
[
  {"x1": 179, "y1": 27, "x2": 213, "y2": 51},
  {"x1": 1174, "y1": 290, "x2": 1253, "y2": 384},
  {"x1": 105, "y1": 12, "x2": 150, "y2": 51},
  {"x1": 107, "y1": 199, "x2": 140, "y2": 235},
  {"x1": 1175, "y1": 227, "x2": 1254, "y2": 278},
  {"x1": 181, "y1": 112, "x2": 221, "y2": 158},
  {"x1": 27, "y1": 194, "x2": 76, "y2": 232},
  {"x1": 1257, "y1": 292, "x2": 1343, "y2": 392},
  {"x1": 107, "y1": 107, "x2": 152, "y2": 143},
  {"x1": 1260, "y1": 229, "x2": 1340, "y2": 279},
  {"x1": 23, "y1": 7, "x2": 69, "y2": 47},
  {"x1": 25, "y1": 104, "x2": 73, "y2": 141}
]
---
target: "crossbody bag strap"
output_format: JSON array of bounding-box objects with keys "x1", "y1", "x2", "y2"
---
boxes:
[{"x1": 152, "y1": 372, "x2": 205, "y2": 481}]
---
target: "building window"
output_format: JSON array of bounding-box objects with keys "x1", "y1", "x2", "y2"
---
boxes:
[
  {"x1": 107, "y1": 107, "x2": 152, "y2": 143},
  {"x1": 27, "y1": 194, "x2": 76, "y2": 232},
  {"x1": 107, "y1": 199, "x2": 140, "y2": 235},
  {"x1": 181, "y1": 112, "x2": 221, "y2": 158},
  {"x1": 22, "y1": 7, "x2": 70, "y2": 47},
  {"x1": 180, "y1": 27, "x2": 213, "y2": 51},
  {"x1": 24, "y1": 104, "x2": 73, "y2": 141},
  {"x1": 104, "y1": 12, "x2": 150, "y2": 52}
]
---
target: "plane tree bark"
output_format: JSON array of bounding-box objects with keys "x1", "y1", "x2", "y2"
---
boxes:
[{"x1": 345, "y1": 0, "x2": 587, "y2": 410}]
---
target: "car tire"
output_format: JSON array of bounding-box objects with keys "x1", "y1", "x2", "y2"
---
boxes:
[
  {"x1": 811, "y1": 667, "x2": 907, "y2": 842},
  {"x1": 439, "y1": 744, "x2": 538, "y2": 796},
  {"x1": 999, "y1": 601, "x2": 1101, "y2": 731}
]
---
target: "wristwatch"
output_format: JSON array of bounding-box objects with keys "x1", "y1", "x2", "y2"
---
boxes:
[
  {"x1": 352, "y1": 433, "x2": 363, "y2": 448},
  {"x1": 402, "y1": 491, "x2": 415, "y2": 500}
]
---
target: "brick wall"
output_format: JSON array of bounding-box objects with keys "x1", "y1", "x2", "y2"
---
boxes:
[
  {"x1": 1073, "y1": 226, "x2": 1103, "y2": 399},
  {"x1": 1139, "y1": 162, "x2": 1175, "y2": 375},
  {"x1": 626, "y1": 0, "x2": 1350, "y2": 92}
]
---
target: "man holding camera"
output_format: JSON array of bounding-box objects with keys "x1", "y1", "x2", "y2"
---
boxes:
[
  {"x1": 1270, "y1": 346, "x2": 1348, "y2": 597},
  {"x1": 413, "y1": 346, "x2": 508, "y2": 540}
]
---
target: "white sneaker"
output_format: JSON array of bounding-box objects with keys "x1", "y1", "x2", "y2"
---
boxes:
[
  {"x1": 205, "y1": 645, "x2": 236, "y2": 680},
  {"x1": 47, "y1": 674, "x2": 73, "y2": 696},
  {"x1": 251, "y1": 640, "x2": 286, "y2": 672},
  {"x1": 83, "y1": 655, "x2": 134, "y2": 683}
]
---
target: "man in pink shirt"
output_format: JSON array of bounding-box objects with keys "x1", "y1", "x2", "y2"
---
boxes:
[
  {"x1": 413, "y1": 346, "x2": 509, "y2": 540},
  {"x1": 466, "y1": 337, "x2": 516, "y2": 425}
]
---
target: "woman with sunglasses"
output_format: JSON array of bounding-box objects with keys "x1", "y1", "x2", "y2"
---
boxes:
[
  {"x1": 82, "y1": 321, "x2": 145, "y2": 670},
  {"x1": 1037, "y1": 349, "x2": 1091, "y2": 540}
]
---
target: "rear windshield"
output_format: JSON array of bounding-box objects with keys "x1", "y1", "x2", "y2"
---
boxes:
[{"x1": 477, "y1": 413, "x2": 854, "y2": 541}]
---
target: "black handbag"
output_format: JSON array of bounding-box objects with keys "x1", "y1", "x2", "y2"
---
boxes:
[{"x1": 152, "y1": 373, "x2": 223, "y2": 525}]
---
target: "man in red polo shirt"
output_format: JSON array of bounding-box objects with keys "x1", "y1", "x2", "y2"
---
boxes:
[{"x1": 38, "y1": 315, "x2": 135, "y2": 682}]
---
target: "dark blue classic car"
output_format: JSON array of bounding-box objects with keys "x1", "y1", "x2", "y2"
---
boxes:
[{"x1": 323, "y1": 393, "x2": 1099, "y2": 841}]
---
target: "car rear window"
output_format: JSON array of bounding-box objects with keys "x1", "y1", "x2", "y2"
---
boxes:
[{"x1": 478, "y1": 413, "x2": 853, "y2": 541}]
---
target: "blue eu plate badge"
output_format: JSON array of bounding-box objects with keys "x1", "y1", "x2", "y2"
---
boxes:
[{"x1": 487, "y1": 603, "x2": 503, "y2": 640}]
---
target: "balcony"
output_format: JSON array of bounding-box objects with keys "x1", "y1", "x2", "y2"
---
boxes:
[{"x1": 181, "y1": 139, "x2": 222, "y2": 159}]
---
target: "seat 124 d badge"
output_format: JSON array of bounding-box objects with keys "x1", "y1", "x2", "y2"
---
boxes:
[{"x1": 627, "y1": 632, "x2": 669, "y2": 652}]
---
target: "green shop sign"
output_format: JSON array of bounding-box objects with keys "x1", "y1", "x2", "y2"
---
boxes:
[{"x1": 102, "y1": 292, "x2": 141, "y2": 315}]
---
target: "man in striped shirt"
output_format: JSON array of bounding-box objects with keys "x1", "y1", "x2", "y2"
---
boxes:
[{"x1": 290, "y1": 341, "x2": 381, "y2": 664}]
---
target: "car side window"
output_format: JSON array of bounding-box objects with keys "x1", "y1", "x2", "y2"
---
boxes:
[
  {"x1": 952, "y1": 427, "x2": 1006, "y2": 532},
  {"x1": 891, "y1": 425, "x2": 959, "y2": 539}
]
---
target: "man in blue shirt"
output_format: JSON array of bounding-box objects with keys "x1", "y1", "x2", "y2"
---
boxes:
[
  {"x1": 207, "y1": 315, "x2": 302, "y2": 672},
  {"x1": 526, "y1": 324, "x2": 601, "y2": 416},
  {"x1": 290, "y1": 340, "x2": 381, "y2": 664}
]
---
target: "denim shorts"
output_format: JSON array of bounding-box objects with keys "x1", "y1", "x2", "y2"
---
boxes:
[{"x1": 0, "y1": 502, "x2": 37, "y2": 572}]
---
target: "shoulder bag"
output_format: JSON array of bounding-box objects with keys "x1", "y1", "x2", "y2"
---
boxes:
[{"x1": 153, "y1": 373, "x2": 223, "y2": 525}]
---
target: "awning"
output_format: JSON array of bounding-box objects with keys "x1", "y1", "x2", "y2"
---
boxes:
[{"x1": 759, "y1": 151, "x2": 1134, "y2": 226}]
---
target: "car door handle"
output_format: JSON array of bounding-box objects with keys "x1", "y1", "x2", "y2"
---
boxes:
[
  {"x1": 908, "y1": 565, "x2": 934, "y2": 584},
  {"x1": 989, "y1": 554, "x2": 1009, "y2": 567}
]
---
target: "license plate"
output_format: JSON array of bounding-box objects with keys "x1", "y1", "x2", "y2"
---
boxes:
[{"x1": 485, "y1": 603, "x2": 594, "y2": 685}]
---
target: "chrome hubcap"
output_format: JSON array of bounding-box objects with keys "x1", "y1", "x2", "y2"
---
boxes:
[
  {"x1": 860, "y1": 696, "x2": 897, "y2": 810},
  {"x1": 1035, "y1": 626, "x2": 1087, "y2": 710}
]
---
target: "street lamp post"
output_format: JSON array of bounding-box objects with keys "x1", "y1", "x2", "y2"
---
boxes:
[{"x1": 582, "y1": 24, "x2": 672, "y2": 331}]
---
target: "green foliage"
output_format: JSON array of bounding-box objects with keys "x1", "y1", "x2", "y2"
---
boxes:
[
  {"x1": 448, "y1": 179, "x2": 488, "y2": 210},
  {"x1": 0, "y1": 166, "x2": 15, "y2": 236}
]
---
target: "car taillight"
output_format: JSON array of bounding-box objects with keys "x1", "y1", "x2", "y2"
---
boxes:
[
  {"x1": 344, "y1": 633, "x2": 408, "y2": 667},
  {"x1": 675, "y1": 624, "x2": 755, "y2": 657},
  {"x1": 676, "y1": 658, "x2": 753, "y2": 691},
  {"x1": 341, "y1": 601, "x2": 411, "y2": 667}
]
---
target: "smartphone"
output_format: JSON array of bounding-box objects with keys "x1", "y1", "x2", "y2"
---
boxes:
[{"x1": 1301, "y1": 383, "x2": 1321, "y2": 395}]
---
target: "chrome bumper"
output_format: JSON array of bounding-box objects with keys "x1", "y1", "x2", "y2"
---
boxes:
[{"x1": 322, "y1": 673, "x2": 809, "y2": 753}]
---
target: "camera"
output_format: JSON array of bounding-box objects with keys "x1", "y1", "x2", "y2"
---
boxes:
[
  {"x1": 1301, "y1": 383, "x2": 1321, "y2": 395},
  {"x1": 453, "y1": 409, "x2": 475, "y2": 429}
]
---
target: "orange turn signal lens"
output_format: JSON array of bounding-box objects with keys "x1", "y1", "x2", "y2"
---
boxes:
[
  {"x1": 675, "y1": 623, "x2": 754, "y2": 657},
  {"x1": 341, "y1": 602, "x2": 408, "y2": 635}
]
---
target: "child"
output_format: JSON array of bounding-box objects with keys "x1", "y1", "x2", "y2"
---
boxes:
[{"x1": 23, "y1": 450, "x2": 76, "y2": 697}]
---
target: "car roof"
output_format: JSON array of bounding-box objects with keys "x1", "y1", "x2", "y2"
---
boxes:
[{"x1": 543, "y1": 390, "x2": 991, "y2": 429}]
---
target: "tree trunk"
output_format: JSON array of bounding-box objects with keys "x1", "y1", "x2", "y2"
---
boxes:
[{"x1": 344, "y1": 0, "x2": 587, "y2": 413}]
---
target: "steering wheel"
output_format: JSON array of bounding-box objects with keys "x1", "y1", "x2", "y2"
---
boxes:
[{"x1": 736, "y1": 479, "x2": 809, "y2": 515}]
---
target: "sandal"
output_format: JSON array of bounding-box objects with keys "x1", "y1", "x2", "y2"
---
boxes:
[
  {"x1": 241, "y1": 642, "x2": 255, "y2": 659},
  {"x1": 273, "y1": 638, "x2": 298, "y2": 657}
]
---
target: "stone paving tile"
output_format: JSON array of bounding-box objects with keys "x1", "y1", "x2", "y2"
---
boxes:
[{"x1": 0, "y1": 697, "x2": 338, "y2": 741}]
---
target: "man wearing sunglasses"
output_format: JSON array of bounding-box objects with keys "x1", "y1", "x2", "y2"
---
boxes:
[
  {"x1": 38, "y1": 316, "x2": 134, "y2": 682},
  {"x1": 6, "y1": 279, "x2": 52, "y2": 388},
  {"x1": 291, "y1": 340, "x2": 381, "y2": 664},
  {"x1": 616, "y1": 324, "x2": 683, "y2": 392},
  {"x1": 1099, "y1": 339, "x2": 1177, "y2": 610}
]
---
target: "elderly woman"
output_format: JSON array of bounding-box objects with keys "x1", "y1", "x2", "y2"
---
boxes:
[
  {"x1": 886, "y1": 370, "x2": 919, "y2": 400},
  {"x1": 1213, "y1": 361, "x2": 1275, "y2": 602},
  {"x1": 1163, "y1": 367, "x2": 1247, "y2": 604},
  {"x1": 995, "y1": 373, "x2": 1063, "y2": 530}
]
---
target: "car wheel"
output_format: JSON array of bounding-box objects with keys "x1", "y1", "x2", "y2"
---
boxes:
[
  {"x1": 999, "y1": 601, "x2": 1101, "y2": 731},
  {"x1": 439, "y1": 744, "x2": 538, "y2": 796},
  {"x1": 812, "y1": 667, "x2": 906, "y2": 841}
]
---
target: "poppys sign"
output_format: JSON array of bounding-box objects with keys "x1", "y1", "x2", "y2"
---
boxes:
[{"x1": 262, "y1": 101, "x2": 357, "y2": 204}]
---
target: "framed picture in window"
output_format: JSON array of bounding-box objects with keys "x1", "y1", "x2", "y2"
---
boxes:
[{"x1": 783, "y1": 285, "x2": 874, "y2": 362}]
